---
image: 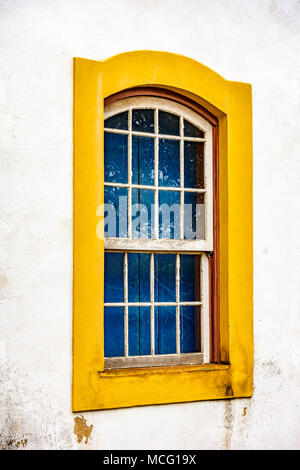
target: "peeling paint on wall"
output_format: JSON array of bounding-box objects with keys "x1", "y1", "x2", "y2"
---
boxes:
[
  {"x1": 223, "y1": 401, "x2": 233, "y2": 450},
  {"x1": 74, "y1": 416, "x2": 93, "y2": 444},
  {"x1": 261, "y1": 361, "x2": 281, "y2": 377},
  {"x1": 0, "y1": 436, "x2": 27, "y2": 450}
]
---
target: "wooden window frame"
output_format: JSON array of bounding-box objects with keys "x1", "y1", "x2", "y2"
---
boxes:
[
  {"x1": 103, "y1": 92, "x2": 219, "y2": 367},
  {"x1": 73, "y1": 51, "x2": 253, "y2": 411}
]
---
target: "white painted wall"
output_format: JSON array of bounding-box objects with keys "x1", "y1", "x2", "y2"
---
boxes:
[{"x1": 0, "y1": 0, "x2": 300, "y2": 450}]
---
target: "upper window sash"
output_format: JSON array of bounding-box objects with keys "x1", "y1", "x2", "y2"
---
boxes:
[{"x1": 104, "y1": 97, "x2": 213, "y2": 252}]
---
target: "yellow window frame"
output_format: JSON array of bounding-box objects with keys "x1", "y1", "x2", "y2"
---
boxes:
[{"x1": 73, "y1": 51, "x2": 253, "y2": 411}]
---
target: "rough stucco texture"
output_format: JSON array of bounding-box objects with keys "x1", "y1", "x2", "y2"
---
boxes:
[{"x1": 0, "y1": 0, "x2": 300, "y2": 450}]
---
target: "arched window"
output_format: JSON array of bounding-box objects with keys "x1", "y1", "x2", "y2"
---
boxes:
[
  {"x1": 103, "y1": 93, "x2": 215, "y2": 368},
  {"x1": 73, "y1": 52, "x2": 252, "y2": 411}
]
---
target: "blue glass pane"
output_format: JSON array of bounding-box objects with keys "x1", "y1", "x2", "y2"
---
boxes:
[
  {"x1": 104, "y1": 307, "x2": 124, "y2": 357},
  {"x1": 104, "y1": 132, "x2": 128, "y2": 183},
  {"x1": 104, "y1": 186, "x2": 128, "y2": 238},
  {"x1": 154, "y1": 254, "x2": 176, "y2": 302},
  {"x1": 128, "y1": 253, "x2": 150, "y2": 303},
  {"x1": 104, "y1": 111, "x2": 128, "y2": 130},
  {"x1": 139, "y1": 307, "x2": 151, "y2": 355},
  {"x1": 159, "y1": 190, "x2": 180, "y2": 239},
  {"x1": 184, "y1": 141, "x2": 204, "y2": 188},
  {"x1": 128, "y1": 307, "x2": 151, "y2": 356},
  {"x1": 184, "y1": 192, "x2": 205, "y2": 240},
  {"x1": 159, "y1": 111, "x2": 179, "y2": 136},
  {"x1": 104, "y1": 252, "x2": 124, "y2": 303},
  {"x1": 180, "y1": 255, "x2": 200, "y2": 302},
  {"x1": 132, "y1": 109, "x2": 154, "y2": 133},
  {"x1": 180, "y1": 306, "x2": 200, "y2": 353},
  {"x1": 155, "y1": 306, "x2": 176, "y2": 355},
  {"x1": 158, "y1": 139, "x2": 180, "y2": 187},
  {"x1": 184, "y1": 119, "x2": 204, "y2": 138},
  {"x1": 128, "y1": 306, "x2": 139, "y2": 356},
  {"x1": 132, "y1": 135, "x2": 155, "y2": 186},
  {"x1": 132, "y1": 188, "x2": 154, "y2": 239}
]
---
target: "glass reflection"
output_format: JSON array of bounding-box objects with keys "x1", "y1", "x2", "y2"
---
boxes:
[
  {"x1": 184, "y1": 192, "x2": 205, "y2": 239},
  {"x1": 104, "y1": 307, "x2": 124, "y2": 357},
  {"x1": 132, "y1": 109, "x2": 154, "y2": 133},
  {"x1": 104, "y1": 111, "x2": 128, "y2": 130},
  {"x1": 184, "y1": 141, "x2": 204, "y2": 188},
  {"x1": 132, "y1": 135, "x2": 155, "y2": 186},
  {"x1": 104, "y1": 132, "x2": 128, "y2": 183},
  {"x1": 158, "y1": 139, "x2": 180, "y2": 187},
  {"x1": 184, "y1": 119, "x2": 204, "y2": 138},
  {"x1": 155, "y1": 306, "x2": 177, "y2": 355},
  {"x1": 159, "y1": 111, "x2": 179, "y2": 136}
]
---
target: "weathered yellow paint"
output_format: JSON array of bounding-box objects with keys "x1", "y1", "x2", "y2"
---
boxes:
[
  {"x1": 73, "y1": 58, "x2": 104, "y2": 411},
  {"x1": 73, "y1": 51, "x2": 253, "y2": 411}
]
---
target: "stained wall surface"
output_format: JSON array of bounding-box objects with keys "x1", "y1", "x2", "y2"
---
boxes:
[{"x1": 0, "y1": 0, "x2": 300, "y2": 449}]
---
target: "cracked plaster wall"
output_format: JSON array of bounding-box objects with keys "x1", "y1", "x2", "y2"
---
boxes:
[{"x1": 0, "y1": 0, "x2": 300, "y2": 450}]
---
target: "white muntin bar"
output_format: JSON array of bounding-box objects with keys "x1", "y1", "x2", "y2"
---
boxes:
[
  {"x1": 104, "y1": 181, "x2": 205, "y2": 193},
  {"x1": 104, "y1": 301, "x2": 203, "y2": 307},
  {"x1": 123, "y1": 252, "x2": 128, "y2": 357},
  {"x1": 180, "y1": 116, "x2": 184, "y2": 240},
  {"x1": 201, "y1": 254, "x2": 210, "y2": 363},
  {"x1": 176, "y1": 252, "x2": 180, "y2": 354},
  {"x1": 127, "y1": 109, "x2": 132, "y2": 239},
  {"x1": 104, "y1": 127, "x2": 206, "y2": 143},
  {"x1": 150, "y1": 252, "x2": 155, "y2": 355},
  {"x1": 154, "y1": 108, "x2": 159, "y2": 240}
]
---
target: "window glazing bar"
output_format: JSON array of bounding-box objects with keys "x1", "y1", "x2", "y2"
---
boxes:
[
  {"x1": 104, "y1": 127, "x2": 206, "y2": 142},
  {"x1": 123, "y1": 252, "x2": 128, "y2": 357},
  {"x1": 176, "y1": 252, "x2": 180, "y2": 354},
  {"x1": 128, "y1": 109, "x2": 132, "y2": 239},
  {"x1": 104, "y1": 181, "x2": 206, "y2": 193},
  {"x1": 154, "y1": 108, "x2": 159, "y2": 240}
]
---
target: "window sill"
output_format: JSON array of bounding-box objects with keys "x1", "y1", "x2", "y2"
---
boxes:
[
  {"x1": 99, "y1": 362, "x2": 230, "y2": 377},
  {"x1": 73, "y1": 362, "x2": 252, "y2": 411}
]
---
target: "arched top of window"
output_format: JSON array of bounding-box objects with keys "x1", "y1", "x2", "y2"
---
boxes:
[{"x1": 104, "y1": 96, "x2": 211, "y2": 138}]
